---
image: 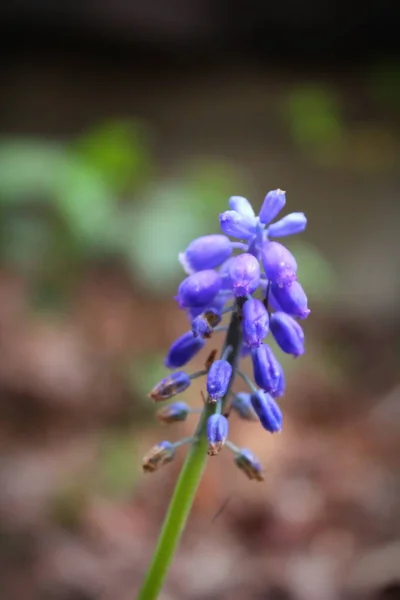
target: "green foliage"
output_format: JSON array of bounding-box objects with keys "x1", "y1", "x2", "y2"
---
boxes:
[
  {"x1": 0, "y1": 121, "x2": 239, "y2": 304},
  {"x1": 368, "y1": 62, "x2": 400, "y2": 111},
  {"x1": 283, "y1": 85, "x2": 344, "y2": 158},
  {"x1": 73, "y1": 120, "x2": 151, "y2": 192},
  {"x1": 284, "y1": 240, "x2": 337, "y2": 300},
  {"x1": 97, "y1": 430, "x2": 139, "y2": 498}
]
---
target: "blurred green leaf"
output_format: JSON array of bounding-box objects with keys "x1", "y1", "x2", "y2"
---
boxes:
[
  {"x1": 0, "y1": 139, "x2": 66, "y2": 201},
  {"x1": 97, "y1": 430, "x2": 138, "y2": 498},
  {"x1": 368, "y1": 63, "x2": 400, "y2": 111},
  {"x1": 284, "y1": 240, "x2": 336, "y2": 301},
  {"x1": 54, "y1": 156, "x2": 118, "y2": 248},
  {"x1": 130, "y1": 353, "x2": 170, "y2": 399},
  {"x1": 123, "y1": 163, "x2": 240, "y2": 293},
  {"x1": 73, "y1": 120, "x2": 151, "y2": 193},
  {"x1": 123, "y1": 182, "x2": 209, "y2": 292},
  {"x1": 185, "y1": 161, "x2": 240, "y2": 220},
  {"x1": 284, "y1": 86, "x2": 344, "y2": 153}
]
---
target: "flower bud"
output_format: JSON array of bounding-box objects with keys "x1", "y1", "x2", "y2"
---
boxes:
[
  {"x1": 142, "y1": 441, "x2": 175, "y2": 473},
  {"x1": 164, "y1": 331, "x2": 205, "y2": 368},
  {"x1": 177, "y1": 270, "x2": 221, "y2": 308},
  {"x1": 251, "y1": 344, "x2": 281, "y2": 393},
  {"x1": 259, "y1": 189, "x2": 286, "y2": 225},
  {"x1": 261, "y1": 241, "x2": 297, "y2": 287},
  {"x1": 270, "y1": 311, "x2": 304, "y2": 356},
  {"x1": 250, "y1": 390, "x2": 282, "y2": 432},
  {"x1": 227, "y1": 253, "x2": 260, "y2": 297},
  {"x1": 228, "y1": 196, "x2": 255, "y2": 218},
  {"x1": 219, "y1": 210, "x2": 257, "y2": 239},
  {"x1": 206, "y1": 414, "x2": 229, "y2": 455},
  {"x1": 270, "y1": 281, "x2": 310, "y2": 319},
  {"x1": 156, "y1": 401, "x2": 190, "y2": 423},
  {"x1": 207, "y1": 359, "x2": 232, "y2": 401},
  {"x1": 149, "y1": 371, "x2": 191, "y2": 401},
  {"x1": 231, "y1": 392, "x2": 258, "y2": 421},
  {"x1": 179, "y1": 235, "x2": 233, "y2": 274},
  {"x1": 191, "y1": 310, "x2": 221, "y2": 338},
  {"x1": 234, "y1": 448, "x2": 264, "y2": 481},
  {"x1": 242, "y1": 297, "x2": 269, "y2": 347},
  {"x1": 267, "y1": 212, "x2": 307, "y2": 237}
]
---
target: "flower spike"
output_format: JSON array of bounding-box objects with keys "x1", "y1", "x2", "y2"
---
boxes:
[{"x1": 147, "y1": 189, "x2": 310, "y2": 476}]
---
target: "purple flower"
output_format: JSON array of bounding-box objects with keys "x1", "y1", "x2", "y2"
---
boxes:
[
  {"x1": 227, "y1": 253, "x2": 260, "y2": 297},
  {"x1": 206, "y1": 414, "x2": 229, "y2": 455},
  {"x1": 270, "y1": 311, "x2": 305, "y2": 356},
  {"x1": 207, "y1": 359, "x2": 233, "y2": 401},
  {"x1": 177, "y1": 270, "x2": 221, "y2": 308},
  {"x1": 268, "y1": 212, "x2": 307, "y2": 238},
  {"x1": 251, "y1": 343, "x2": 281, "y2": 393},
  {"x1": 259, "y1": 189, "x2": 286, "y2": 225},
  {"x1": 191, "y1": 309, "x2": 221, "y2": 338},
  {"x1": 270, "y1": 281, "x2": 310, "y2": 319},
  {"x1": 149, "y1": 371, "x2": 191, "y2": 401},
  {"x1": 164, "y1": 331, "x2": 205, "y2": 368},
  {"x1": 242, "y1": 297, "x2": 269, "y2": 347},
  {"x1": 179, "y1": 235, "x2": 233, "y2": 274},
  {"x1": 156, "y1": 401, "x2": 190, "y2": 423},
  {"x1": 228, "y1": 196, "x2": 255, "y2": 218},
  {"x1": 231, "y1": 392, "x2": 258, "y2": 420},
  {"x1": 262, "y1": 241, "x2": 298, "y2": 287},
  {"x1": 219, "y1": 210, "x2": 258, "y2": 239},
  {"x1": 234, "y1": 448, "x2": 264, "y2": 481},
  {"x1": 250, "y1": 390, "x2": 282, "y2": 433}
]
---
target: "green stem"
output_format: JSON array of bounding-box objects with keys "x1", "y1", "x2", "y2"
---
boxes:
[{"x1": 137, "y1": 301, "x2": 243, "y2": 600}]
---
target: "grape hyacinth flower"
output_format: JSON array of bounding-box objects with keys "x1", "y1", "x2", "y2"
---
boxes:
[
  {"x1": 177, "y1": 270, "x2": 221, "y2": 308},
  {"x1": 207, "y1": 359, "x2": 233, "y2": 401},
  {"x1": 250, "y1": 390, "x2": 283, "y2": 433},
  {"x1": 179, "y1": 234, "x2": 233, "y2": 273},
  {"x1": 261, "y1": 241, "x2": 298, "y2": 287},
  {"x1": 251, "y1": 343, "x2": 282, "y2": 393},
  {"x1": 149, "y1": 371, "x2": 191, "y2": 401},
  {"x1": 138, "y1": 188, "x2": 311, "y2": 600},
  {"x1": 228, "y1": 253, "x2": 260, "y2": 297},
  {"x1": 156, "y1": 401, "x2": 190, "y2": 423},
  {"x1": 164, "y1": 331, "x2": 205, "y2": 368},
  {"x1": 270, "y1": 280, "x2": 310, "y2": 319},
  {"x1": 270, "y1": 311, "x2": 305, "y2": 356},
  {"x1": 242, "y1": 297, "x2": 269, "y2": 347},
  {"x1": 206, "y1": 414, "x2": 229, "y2": 455}
]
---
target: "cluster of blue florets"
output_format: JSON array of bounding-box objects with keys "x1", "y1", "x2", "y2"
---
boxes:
[{"x1": 143, "y1": 190, "x2": 309, "y2": 480}]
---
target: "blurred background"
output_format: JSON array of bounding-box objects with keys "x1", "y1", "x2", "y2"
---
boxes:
[{"x1": 1, "y1": 3, "x2": 400, "y2": 599}]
